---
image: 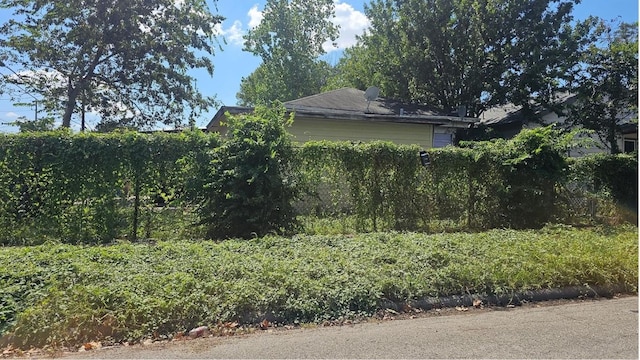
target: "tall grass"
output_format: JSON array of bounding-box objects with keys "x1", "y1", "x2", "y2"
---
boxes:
[{"x1": 0, "y1": 225, "x2": 636, "y2": 349}]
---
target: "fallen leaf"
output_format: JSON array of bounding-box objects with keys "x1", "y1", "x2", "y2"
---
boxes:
[
  {"x1": 260, "y1": 319, "x2": 270, "y2": 330},
  {"x1": 82, "y1": 342, "x2": 101, "y2": 351},
  {"x1": 188, "y1": 326, "x2": 209, "y2": 338},
  {"x1": 455, "y1": 306, "x2": 469, "y2": 312},
  {"x1": 473, "y1": 299, "x2": 483, "y2": 308}
]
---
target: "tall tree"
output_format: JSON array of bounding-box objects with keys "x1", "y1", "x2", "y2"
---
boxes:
[
  {"x1": 0, "y1": 0, "x2": 223, "y2": 129},
  {"x1": 568, "y1": 21, "x2": 638, "y2": 154},
  {"x1": 238, "y1": 0, "x2": 338, "y2": 106},
  {"x1": 327, "y1": 0, "x2": 595, "y2": 117}
]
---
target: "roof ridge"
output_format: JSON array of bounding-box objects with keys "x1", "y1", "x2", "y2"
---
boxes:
[{"x1": 285, "y1": 87, "x2": 364, "y2": 104}]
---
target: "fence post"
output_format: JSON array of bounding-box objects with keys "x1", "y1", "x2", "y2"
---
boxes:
[{"x1": 131, "y1": 176, "x2": 141, "y2": 240}]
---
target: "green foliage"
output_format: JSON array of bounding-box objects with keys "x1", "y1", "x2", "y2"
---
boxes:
[
  {"x1": 297, "y1": 141, "x2": 424, "y2": 231},
  {"x1": 0, "y1": 124, "x2": 635, "y2": 244},
  {"x1": 238, "y1": 0, "x2": 338, "y2": 105},
  {"x1": 568, "y1": 20, "x2": 639, "y2": 154},
  {"x1": 327, "y1": 0, "x2": 594, "y2": 116},
  {"x1": 0, "y1": 0, "x2": 223, "y2": 128},
  {"x1": 7, "y1": 117, "x2": 55, "y2": 132},
  {"x1": 297, "y1": 126, "x2": 582, "y2": 231},
  {"x1": 571, "y1": 153, "x2": 638, "y2": 217},
  {"x1": 238, "y1": 60, "x2": 334, "y2": 106},
  {"x1": 0, "y1": 226, "x2": 636, "y2": 349},
  {"x1": 0, "y1": 130, "x2": 218, "y2": 245},
  {"x1": 462, "y1": 126, "x2": 573, "y2": 228},
  {"x1": 198, "y1": 104, "x2": 299, "y2": 239}
]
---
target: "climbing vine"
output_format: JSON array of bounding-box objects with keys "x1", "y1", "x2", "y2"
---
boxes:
[
  {"x1": 0, "y1": 130, "x2": 217, "y2": 244},
  {"x1": 0, "y1": 124, "x2": 634, "y2": 244}
]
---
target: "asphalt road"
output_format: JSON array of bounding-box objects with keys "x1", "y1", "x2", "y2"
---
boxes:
[{"x1": 61, "y1": 296, "x2": 638, "y2": 359}]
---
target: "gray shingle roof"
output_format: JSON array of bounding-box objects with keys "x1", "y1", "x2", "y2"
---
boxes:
[
  {"x1": 284, "y1": 87, "x2": 446, "y2": 117},
  {"x1": 479, "y1": 93, "x2": 578, "y2": 126},
  {"x1": 206, "y1": 88, "x2": 479, "y2": 131}
]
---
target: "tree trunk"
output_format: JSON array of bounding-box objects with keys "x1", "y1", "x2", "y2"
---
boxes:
[
  {"x1": 62, "y1": 78, "x2": 81, "y2": 128},
  {"x1": 608, "y1": 109, "x2": 620, "y2": 154},
  {"x1": 61, "y1": 49, "x2": 103, "y2": 128}
]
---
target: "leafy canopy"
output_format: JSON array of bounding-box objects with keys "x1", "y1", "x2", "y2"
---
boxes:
[
  {"x1": 326, "y1": 0, "x2": 595, "y2": 117},
  {"x1": 568, "y1": 20, "x2": 639, "y2": 154},
  {"x1": 0, "y1": 0, "x2": 223, "y2": 130},
  {"x1": 237, "y1": 0, "x2": 338, "y2": 106}
]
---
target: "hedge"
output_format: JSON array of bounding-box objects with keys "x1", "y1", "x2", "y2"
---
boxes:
[
  {"x1": 0, "y1": 130, "x2": 217, "y2": 244},
  {"x1": 299, "y1": 126, "x2": 589, "y2": 231},
  {"x1": 0, "y1": 124, "x2": 635, "y2": 244}
]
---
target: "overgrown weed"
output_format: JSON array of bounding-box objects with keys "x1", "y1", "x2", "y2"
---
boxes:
[{"x1": 0, "y1": 225, "x2": 636, "y2": 350}]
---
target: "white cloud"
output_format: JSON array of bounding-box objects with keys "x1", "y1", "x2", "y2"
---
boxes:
[
  {"x1": 215, "y1": 20, "x2": 245, "y2": 46},
  {"x1": 248, "y1": 4, "x2": 263, "y2": 29},
  {"x1": 219, "y1": 2, "x2": 369, "y2": 51},
  {"x1": 324, "y1": 1, "x2": 370, "y2": 52},
  {"x1": 213, "y1": 23, "x2": 224, "y2": 36},
  {"x1": 214, "y1": 4, "x2": 263, "y2": 47},
  {"x1": 5, "y1": 112, "x2": 18, "y2": 118},
  {"x1": 226, "y1": 20, "x2": 245, "y2": 45}
]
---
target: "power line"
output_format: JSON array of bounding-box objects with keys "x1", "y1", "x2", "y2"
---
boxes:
[{"x1": 0, "y1": 61, "x2": 40, "y2": 122}]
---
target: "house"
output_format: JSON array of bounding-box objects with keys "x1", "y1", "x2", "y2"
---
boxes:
[
  {"x1": 206, "y1": 88, "x2": 479, "y2": 149},
  {"x1": 479, "y1": 93, "x2": 638, "y2": 155}
]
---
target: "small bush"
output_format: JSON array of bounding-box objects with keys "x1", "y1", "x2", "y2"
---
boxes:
[{"x1": 197, "y1": 104, "x2": 299, "y2": 239}]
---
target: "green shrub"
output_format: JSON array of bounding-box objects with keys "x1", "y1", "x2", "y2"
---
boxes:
[
  {"x1": 0, "y1": 121, "x2": 635, "y2": 243},
  {"x1": 297, "y1": 141, "x2": 424, "y2": 232},
  {"x1": 297, "y1": 126, "x2": 579, "y2": 231},
  {"x1": 197, "y1": 104, "x2": 299, "y2": 239},
  {"x1": 569, "y1": 153, "x2": 638, "y2": 223},
  {"x1": 462, "y1": 126, "x2": 574, "y2": 228},
  {"x1": 0, "y1": 130, "x2": 217, "y2": 245}
]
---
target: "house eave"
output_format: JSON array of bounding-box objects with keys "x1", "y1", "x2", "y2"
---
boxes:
[
  {"x1": 206, "y1": 105, "x2": 253, "y2": 131},
  {"x1": 288, "y1": 108, "x2": 478, "y2": 127},
  {"x1": 207, "y1": 106, "x2": 478, "y2": 131}
]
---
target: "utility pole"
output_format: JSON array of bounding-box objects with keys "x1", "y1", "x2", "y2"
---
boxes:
[
  {"x1": 81, "y1": 87, "x2": 86, "y2": 132},
  {"x1": 0, "y1": 61, "x2": 39, "y2": 123}
]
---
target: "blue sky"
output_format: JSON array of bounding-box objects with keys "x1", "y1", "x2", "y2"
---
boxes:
[{"x1": 0, "y1": 0, "x2": 637, "y2": 132}]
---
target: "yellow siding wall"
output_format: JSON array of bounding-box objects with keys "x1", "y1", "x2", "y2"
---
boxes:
[{"x1": 290, "y1": 117, "x2": 434, "y2": 148}]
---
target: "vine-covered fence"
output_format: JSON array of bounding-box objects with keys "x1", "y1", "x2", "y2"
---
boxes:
[
  {"x1": 0, "y1": 131, "x2": 216, "y2": 244},
  {"x1": 0, "y1": 125, "x2": 636, "y2": 245},
  {"x1": 296, "y1": 132, "x2": 638, "y2": 232}
]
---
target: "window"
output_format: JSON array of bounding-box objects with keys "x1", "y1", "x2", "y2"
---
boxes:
[
  {"x1": 623, "y1": 139, "x2": 636, "y2": 153},
  {"x1": 433, "y1": 133, "x2": 453, "y2": 148}
]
